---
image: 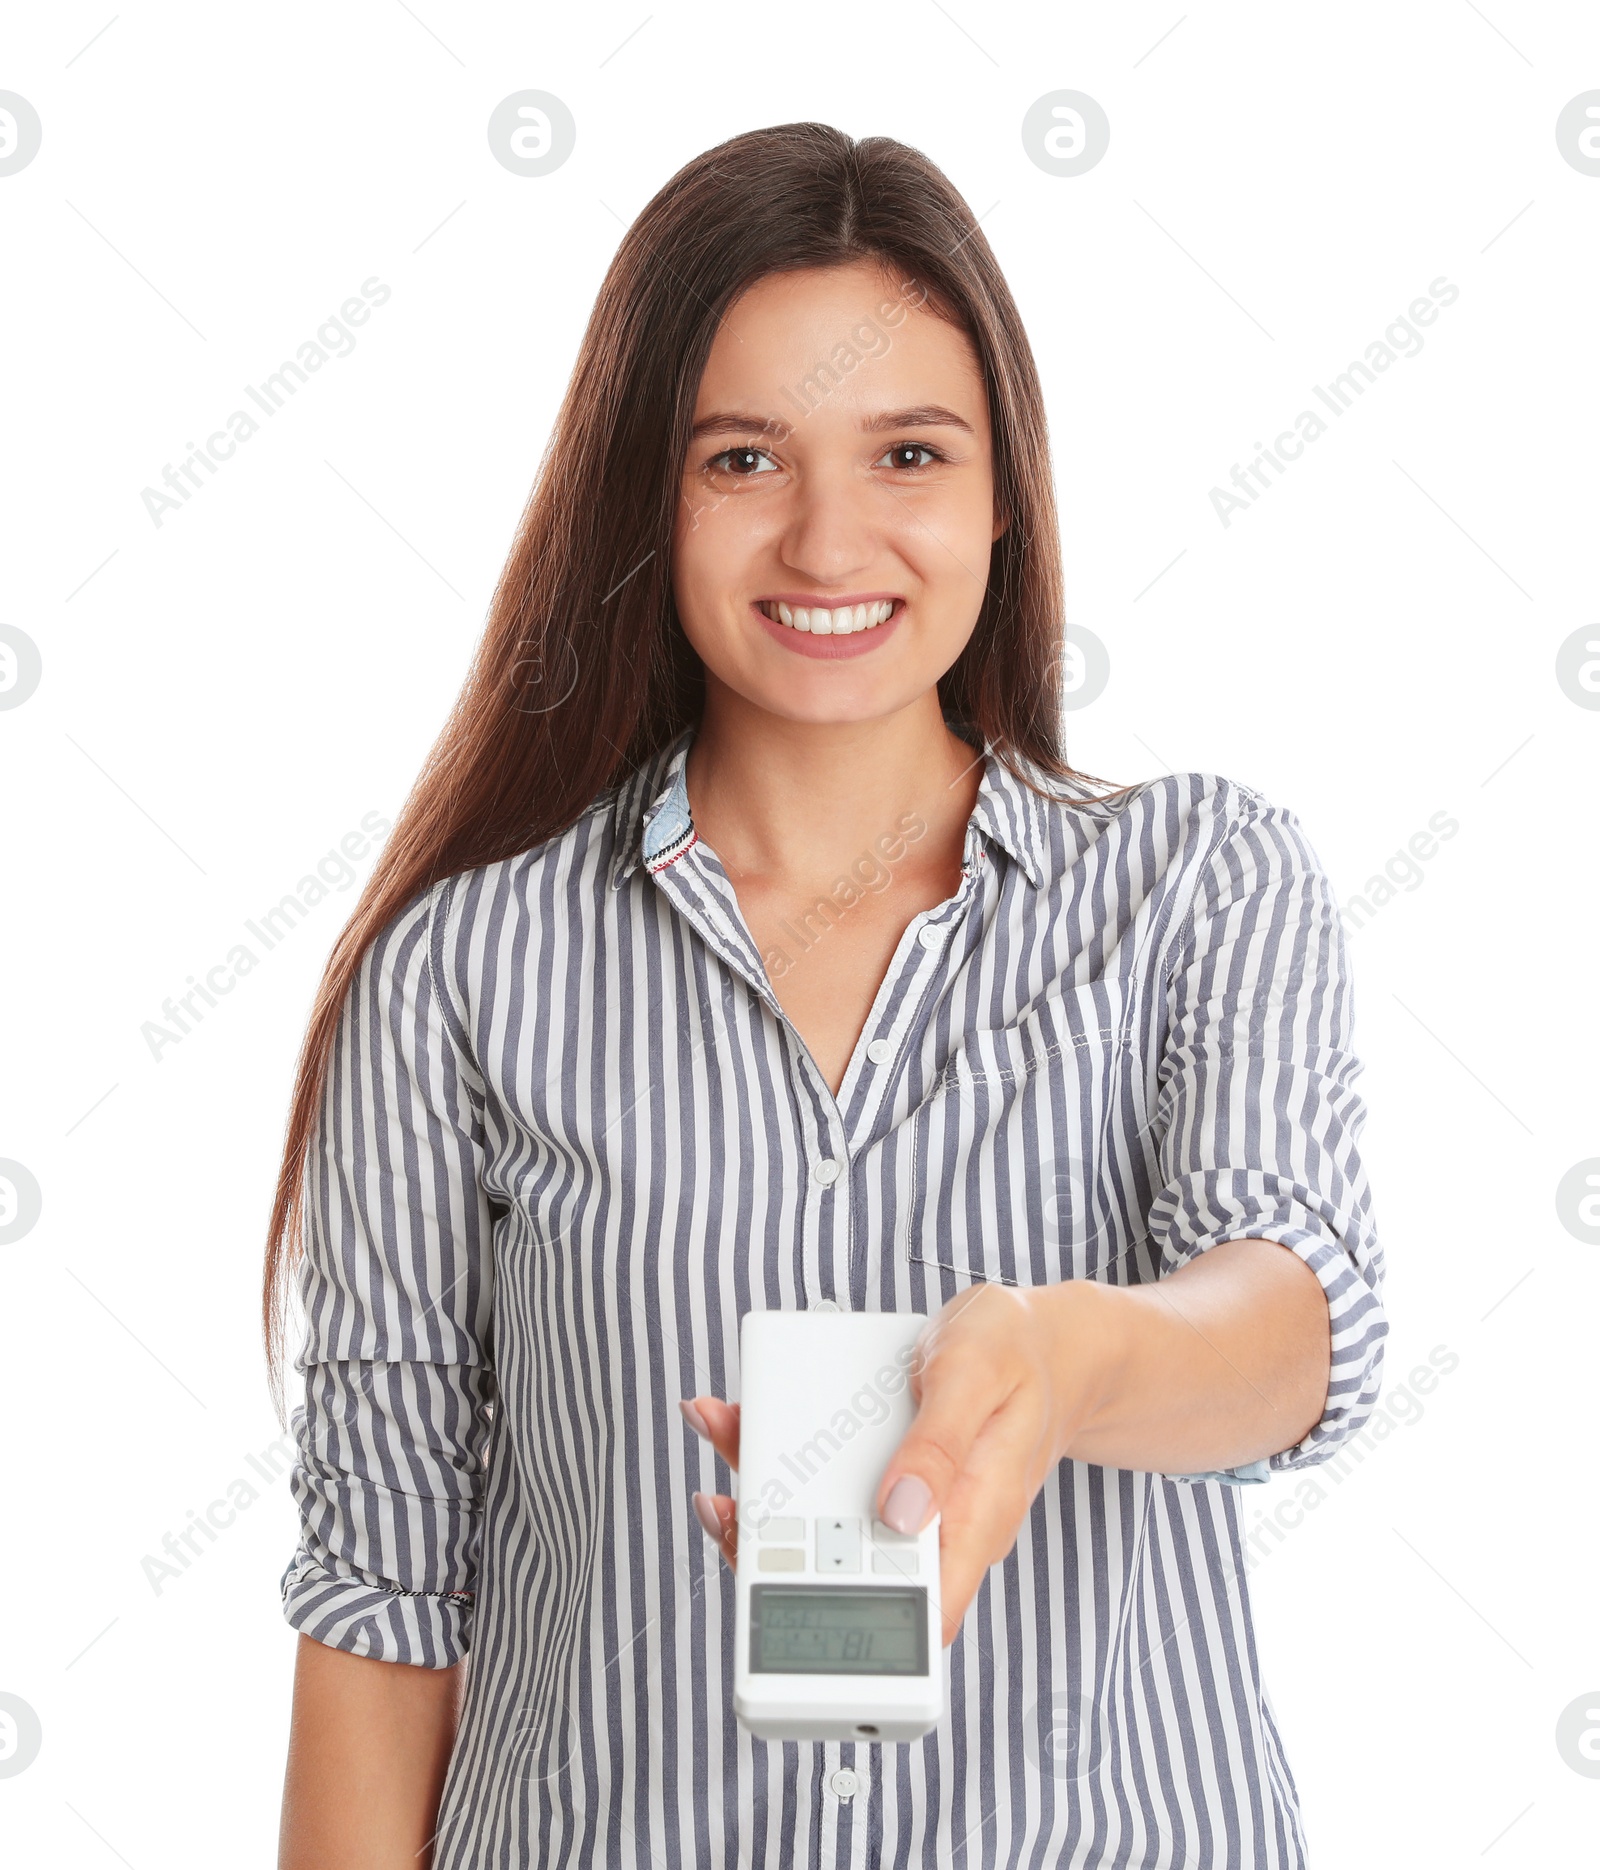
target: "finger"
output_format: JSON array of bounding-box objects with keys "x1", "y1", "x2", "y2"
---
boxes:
[
  {"x1": 876, "y1": 1324, "x2": 1026, "y2": 1531},
  {"x1": 929, "y1": 1400, "x2": 1055, "y2": 1645},
  {"x1": 692, "y1": 1490, "x2": 738, "y2": 1567},
  {"x1": 681, "y1": 1396, "x2": 740, "y2": 1471},
  {"x1": 883, "y1": 1285, "x2": 1051, "y2": 1510},
  {"x1": 932, "y1": 1464, "x2": 998, "y2": 1646}
]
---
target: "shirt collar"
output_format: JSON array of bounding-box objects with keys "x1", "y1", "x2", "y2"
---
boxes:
[{"x1": 608, "y1": 721, "x2": 1050, "y2": 891}]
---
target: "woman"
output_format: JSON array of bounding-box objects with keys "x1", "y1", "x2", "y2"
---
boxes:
[{"x1": 267, "y1": 123, "x2": 1386, "y2": 1869}]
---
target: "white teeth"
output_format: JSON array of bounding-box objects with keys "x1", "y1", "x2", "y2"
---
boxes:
[{"x1": 760, "y1": 600, "x2": 894, "y2": 633}]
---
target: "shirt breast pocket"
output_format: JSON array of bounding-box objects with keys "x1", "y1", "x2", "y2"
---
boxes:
[{"x1": 903, "y1": 975, "x2": 1144, "y2": 1287}]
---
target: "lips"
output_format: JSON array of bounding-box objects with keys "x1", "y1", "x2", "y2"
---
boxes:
[{"x1": 750, "y1": 597, "x2": 903, "y2": 660}]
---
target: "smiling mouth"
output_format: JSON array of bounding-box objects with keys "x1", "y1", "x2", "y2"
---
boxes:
[{"x1": 755, "y1": 598, "x2": 899, "y2": 636}]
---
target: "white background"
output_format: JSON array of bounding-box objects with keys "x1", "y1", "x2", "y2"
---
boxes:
[{"x1": 2, "y1": 3, "x2": 1596, "y2": 1864}]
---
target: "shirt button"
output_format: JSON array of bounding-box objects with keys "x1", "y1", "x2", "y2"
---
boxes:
[
  {"x1": 865, "y1": 1038, "x2": 892, "y2": 1065},
  {"x1": 809, "y1": 1297, "x2": 841, "y2": 1313},
  {"x1": 828, "y1": 1767, "x2": 861, "y2": 1801},
  {"x1": 918, "y1": 925, "x2": 943, "y2": 949},
  {"x1": 812, "y1": 1157, "x2": 841, "y2": 1186}
]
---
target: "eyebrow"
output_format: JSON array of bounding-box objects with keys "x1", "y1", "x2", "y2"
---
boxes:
[{"x1": 687, "y1": 403, "x2": 976, "y2": 442}]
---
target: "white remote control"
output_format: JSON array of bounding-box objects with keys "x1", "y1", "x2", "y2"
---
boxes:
[{"x1": 732, "y1": 1309, "x2": 943, "y2": 1743}]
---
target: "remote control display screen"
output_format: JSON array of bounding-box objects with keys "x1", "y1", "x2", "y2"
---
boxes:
[{"x1": 749, "y1": 1586, "x2": 928, "y2": 1675}]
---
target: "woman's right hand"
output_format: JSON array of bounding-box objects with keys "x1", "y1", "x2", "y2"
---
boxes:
[{"x1": 680, "y1": 1396, "x2": 742, "y2": 1566}]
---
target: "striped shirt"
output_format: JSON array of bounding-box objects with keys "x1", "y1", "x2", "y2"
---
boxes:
[{"x1": 282, "y1": 719, "x2": 1387, "y2": 1869}]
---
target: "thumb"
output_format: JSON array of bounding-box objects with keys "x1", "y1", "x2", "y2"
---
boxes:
[{"x1": 875, "y1": 1350, "x2": 993, "y2": 1534}]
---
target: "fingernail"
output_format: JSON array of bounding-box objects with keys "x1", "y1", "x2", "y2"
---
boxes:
[
  {"x1": 881, "y1": 1475, "x2": 933, "y2": 1535},
  {"x1": 692, "y1": 1491, "x2": 722, "y2": 1541},
  {"x1": 679, "y1": 1398, "x2": 710, "y2": 1439}
]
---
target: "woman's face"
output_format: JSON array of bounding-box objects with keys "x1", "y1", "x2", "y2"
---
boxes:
[{"x1": 670, "y1": 259, "x2": 1005, "y2": 727}]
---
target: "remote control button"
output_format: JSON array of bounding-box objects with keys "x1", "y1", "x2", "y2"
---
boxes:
[
  {"x1": 758, "y1": 1548, "x2": 804, "y2": 1571},
  {"x1": 873, "y1": 1549, "x2": 918, "y2": 1575},
  {"x1": 759, "y1": 1517, "x2": 804, "y2": 1542},
  {"x1": 816, "y1": 1517, "x2": 862, "y2": 1572},
  {"x1": 871, "y1": 1521, "x2": 917, "y2": 1544}
]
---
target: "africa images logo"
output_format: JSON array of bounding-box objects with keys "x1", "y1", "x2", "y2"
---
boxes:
[{"x1": 139, "y1": 278, "x2": 393, "y2": 528}]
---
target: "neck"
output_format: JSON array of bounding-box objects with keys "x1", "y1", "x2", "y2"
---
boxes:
[{"x1": 682, "y1": 690, "x2": 983, "y2": 891}]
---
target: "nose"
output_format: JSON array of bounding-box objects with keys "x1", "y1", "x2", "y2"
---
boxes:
[{"x1": 776, "y1": 466, "x2": 880, "y2": 589}]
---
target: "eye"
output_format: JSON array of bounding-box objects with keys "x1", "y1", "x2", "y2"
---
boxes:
[
  {"x1": 878, "y1": 442, "x2": 946, "y2": 472},
  {"x1": 706, "y1": 444, "x2": 778, "y2": 477}
]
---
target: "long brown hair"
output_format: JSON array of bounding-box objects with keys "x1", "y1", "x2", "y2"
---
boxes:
[{"x1": 262, "y1": 120, "x2": 1131, "y2": 1404}]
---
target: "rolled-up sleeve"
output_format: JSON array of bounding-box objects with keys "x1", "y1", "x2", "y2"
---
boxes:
[
  {"x1": 1146, "y1": 782, "x2": 1388, "y2": 1485},
  {"x1": 280, "y1": 875, "x2": 497, "y2": 1667}
]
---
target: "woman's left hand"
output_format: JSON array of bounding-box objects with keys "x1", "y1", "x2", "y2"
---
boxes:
[{"x1": 680, "y1": 1280, "x2": 1104, "y2": 1648}]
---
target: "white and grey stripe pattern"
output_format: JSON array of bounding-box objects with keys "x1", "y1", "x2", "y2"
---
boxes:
[{"x1": 282, "y1": 720, "x2": 1386, "y2": 1868}]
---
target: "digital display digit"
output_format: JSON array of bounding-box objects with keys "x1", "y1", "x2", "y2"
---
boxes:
[{"x1": 749, "y1": 1586, "x2": 929, "y2": 1676}]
